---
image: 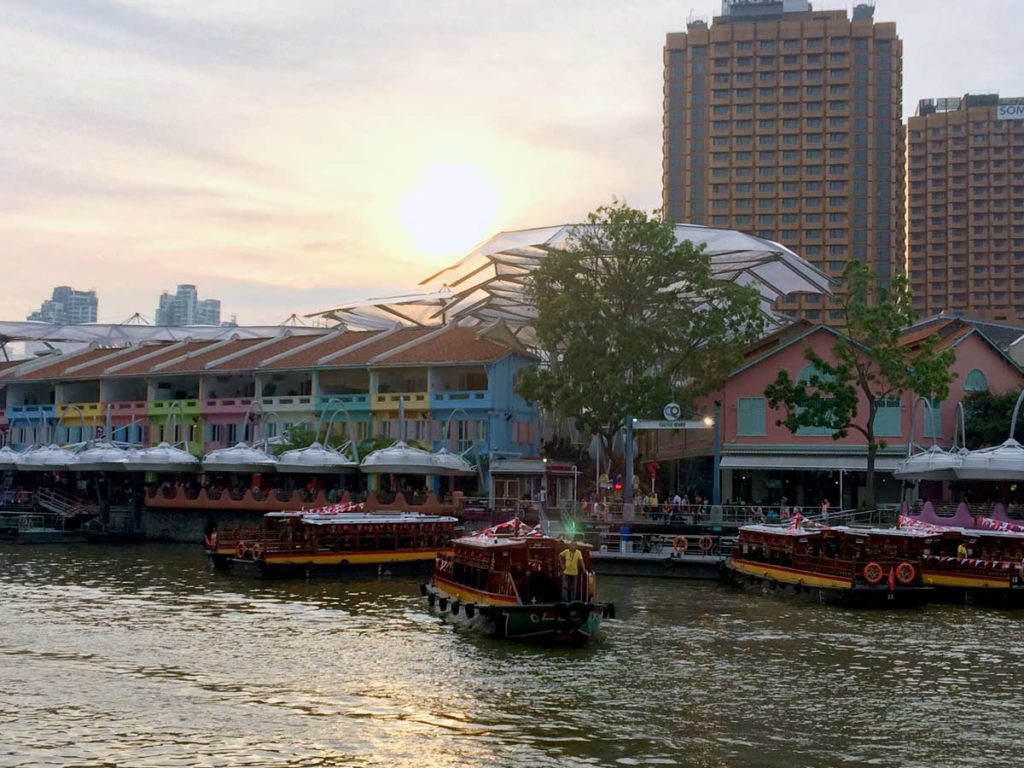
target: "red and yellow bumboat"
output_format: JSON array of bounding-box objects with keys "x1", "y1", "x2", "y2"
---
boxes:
[{"x1": 208, "y1": 510, "x2": 457, "y2": 578}]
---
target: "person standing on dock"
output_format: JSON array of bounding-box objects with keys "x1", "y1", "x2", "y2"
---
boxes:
[{"x1": 560, "y1": 540, "x2": 585, "y2": 601}]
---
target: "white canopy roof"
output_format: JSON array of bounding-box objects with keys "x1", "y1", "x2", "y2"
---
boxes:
[
  {"x1": 127, "y1": 442, "x2": 200, "y2": 472},
  {"x1": 308, "y1": 224, "x2": 831, "y2": 338},
  {"x1": 19, "y1": 444, "x2": 77, "y2": 471},
  {"x1": 0, "y1": 321, "x2": 324, "y2": 346},
  {"x1": 954, "y1": 439, "x2": 1024, "y2": 481},
  {"x1": 276, "y1": 442, "x2": 359, "y2": 473},
  {"x1": 892, "y1": 445, "x2": 967, "y2": 481},
  {"x1": 360, "y1": 441, "x2": 475, "y2": 476},
  {"x1": 72, "y1": 441, "x2": 131, "y2": 472},
  {"x1": 202, "y1": 442, "x2": 278, "y2": 473},
  {"x1": 0, "y1": 446, "x2": 22, "y2": 468}
]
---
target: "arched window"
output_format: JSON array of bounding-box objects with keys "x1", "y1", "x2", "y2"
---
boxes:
[{"x1": 964, "y1": 369, "x2": 989, "y2": 392}]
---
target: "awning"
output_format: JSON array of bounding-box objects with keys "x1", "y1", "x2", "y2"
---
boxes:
[
  {"x1": 720, "y1": 455, "x2": 903, "y2": 472},
  {"x1": 489, "y1": 459, "x2": 546, "y2": 475}
]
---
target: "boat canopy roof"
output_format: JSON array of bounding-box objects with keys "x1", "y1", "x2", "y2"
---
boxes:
[{"x1": 265, "y1": 511, "x2": 457, "y2": 525}]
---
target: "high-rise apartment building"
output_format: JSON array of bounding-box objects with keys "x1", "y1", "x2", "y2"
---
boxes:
[
  {"x1": 155, "y1": 284, "x2": 222, "y2": 326},
  {"x1": 663, "y1": 0, "x2": 903, "y2": 322},
  {"x1": 905, "y1": 94, "x2": 1024, "y2": 324},
  {"x1": 27, "y1": 286, "x2": 98, "y2": 324}
]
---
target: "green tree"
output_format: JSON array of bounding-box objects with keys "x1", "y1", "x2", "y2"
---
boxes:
[
  {"x1": 269, "y1": 424, "x2": 319, "y2": 456},
  {"x1": 764, "y1": 261, "x2": 955, "y2": 509},
  {"x1": 964, "y1": 390, "x2": 1024, "y2": 448},
  {"x1": 516, "y1": 201, "x2": 766, "y2": 460}
]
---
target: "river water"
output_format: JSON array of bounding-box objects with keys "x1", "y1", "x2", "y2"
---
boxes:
[{"x1": 0, "y1": 542, "x2": 1021, "y2": 768}]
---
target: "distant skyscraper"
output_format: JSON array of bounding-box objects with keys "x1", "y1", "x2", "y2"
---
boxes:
[
  {"x1": 27, "y1": 286, "x2": 98, "y2": 324},
  {"x1": 155, "y1": 284, "x2": 222, "y2": 326},
  {"x1": 905, "y1": 94, "x2": 1024, "y2": 324},
  {"x1": 663, "y1": 0, "x2": 903, "y2": 323}
]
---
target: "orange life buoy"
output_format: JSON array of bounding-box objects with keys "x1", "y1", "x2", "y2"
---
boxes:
[
  {"x1": 863, "y1": 561, "x2": 884, "y2": 585},
  {"x1": 672, "y1": 536, "x2": 688, "y2": 555},
  {"x1": 699, "y1": 535, "x2": 714, "y2": 553},
  {"x1": 251, "y1": 543, "x2": 263, "y2": 560},
  {"x1": 210, "y1": 532, "x2": 217, "y2": 549},
  {"x1": 895, "y1": 561, "x2": 916, "y2": 585},
  {"x1": 236, "y1": 542, "x2": 247, "y2": 559}
]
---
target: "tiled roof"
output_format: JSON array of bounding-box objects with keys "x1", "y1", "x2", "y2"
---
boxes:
[
  {"x1": 106, "y1": 341, "x2": 216, "y2": 376},
  {"x1": 325, "y1": 327, "x2": 436, "y2": 366},
  {"x1": 377, "y1": 325, "x2": 518, "y2": 364},
  {"x1": 157, "y1": 338, "x2": 267, "y2": 374},
  {"x1": 207, "y1": 334, "x2": 320, "y2": 371},
  {"x1": 261, "y1": 329, "x2": 383, "y2": 369},
  {"x1": 14, "y1": 347, "x2": 128, "y2": 382},
  {"x1": 899, "y1": 319, "x2": 956, "y2": 349}
]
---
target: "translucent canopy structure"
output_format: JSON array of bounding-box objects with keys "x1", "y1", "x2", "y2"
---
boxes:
[
  {"x1": 276, "y1": 442, "x2": 359, "y2": 473},
  {"x1": 0, "y1": 321, "x2": 323, "y2": 346},
  {"x1": 19, "y1": 444, "x2": 76, "y2": 471},
  {"x1": 202, "y1": 443, "x2": 278, "y2": 473},
  {"x1": 893, "y1": 445, "x2": 965, "y2": 481},
  {"x1": 127, "y1": 442, "x2": 200, "y2": 473},
  {"x1": 72, "y1": 441, "x2": 131, "y2": 472},
  {"x1": 309, "y1": 224, "x2": 832, "y2": 341},
  {"x1": 0, "y1": 446, "x2": 22, "y2": 469},
  {"x1": 954, "y1": 439, "x2": 1024, "y2": 481},
  {"x1": 360, "y1": 441, "x2": 475, "y2": 476}
]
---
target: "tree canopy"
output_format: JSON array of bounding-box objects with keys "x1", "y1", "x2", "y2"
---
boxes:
[
  {"x1": 764, "y1": 261, "x2": 955, "y2": 509},
  {"x1": 516, "y1": 201, "x2": 766, "y2": 457},
  {"x1": 964, "y1": 389, "x2": 1024, "y2": 448}
]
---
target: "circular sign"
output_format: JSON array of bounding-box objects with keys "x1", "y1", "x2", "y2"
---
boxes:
[{"x1": 663, "y1": 402, "x2": 681, "y2": 421}]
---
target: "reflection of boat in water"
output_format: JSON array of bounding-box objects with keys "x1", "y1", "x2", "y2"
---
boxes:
[
  {"x1": 208, "y1": 506, "x2": 457, "y2": 578},
  {"x1": 422, "y1": 520, "x2": 615, "y2": 644},
  {"x1": 727, "y1": 521, "x2": 933, "y2": 607}
]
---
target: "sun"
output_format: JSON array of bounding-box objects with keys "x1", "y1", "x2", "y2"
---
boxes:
[{"x1": 398, "y1": 162, "x2": 500, "y2": 257}]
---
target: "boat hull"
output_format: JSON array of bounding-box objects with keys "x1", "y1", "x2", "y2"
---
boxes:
[
  {"x1": 423, "y1": 581, "x2": 609, "y2": 644},
  {"x1": 211, "y1": 548, "x2": 446, "y2": 578},
  {"x1": 727, "y1": 559, "x2": 933, "y2": 608}
]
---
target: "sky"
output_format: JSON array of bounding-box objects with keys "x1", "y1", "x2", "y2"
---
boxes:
[{"x1": 2, "y1": 0, "x2": 1023, "y2": 325}]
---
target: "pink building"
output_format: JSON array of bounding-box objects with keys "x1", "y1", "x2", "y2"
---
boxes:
[{"x1": 641, "y1": 318, "x2": 1024, "y2": 508}]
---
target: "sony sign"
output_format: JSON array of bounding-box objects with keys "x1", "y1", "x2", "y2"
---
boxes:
[{"x1": 997, "y1": 104, "x2": 1024, "y2": 120}]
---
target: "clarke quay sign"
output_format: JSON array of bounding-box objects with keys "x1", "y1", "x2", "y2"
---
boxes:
[{"x1": 997, "y1": 104, "x2": 1024, "y2": 121}]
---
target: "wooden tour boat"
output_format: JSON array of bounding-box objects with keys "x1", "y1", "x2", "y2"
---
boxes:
[
  {"x1": 207, "y1": 506, "x2": 457, "y2": 578},
  {"x1": 422, "y1": 519, "x2": 615, "y2": 644},
  {"x1": 727, "y1": 520, "x2": 934, "y2": 607},
  {"x1": 900, "y1": 516, "x2": 1024, "y2": 605}
]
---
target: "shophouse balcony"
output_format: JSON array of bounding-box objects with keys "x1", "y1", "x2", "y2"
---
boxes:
[
  {"x1": 56, "y1": 402, "x2": 103, "y2": 422},
  {"x1": 430, "y1": 390, "x2": 493, "y2": 410},
  {"x1": 148, "y1": 399, "x2": 202, "y2": 417},
  {"x1": 260, "y1": 394, "x2": 315, "y2": 413},
  {"x1": 371, "y1": 391, "x2": 429, "y2": 412},
  {"x1": 314, "y1": 393, "x2": 371, "y2": 414},
  {"x1": 201, "y1": 397, "x2": 254, "y2": 416},
  {"x1": 8, "y1": 404, "x2": 56, "y2": 420},
  {"x1": 104, "y1": 400, "x2": 149, "y2": 419}
]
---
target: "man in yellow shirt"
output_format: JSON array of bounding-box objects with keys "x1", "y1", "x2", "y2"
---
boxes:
[
  {"x1": 560, "y1": 540, "x2": 585, "y2": 601},
  {"x1": 957, "y1": 541, "x2": 969, "y2": 561}
]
